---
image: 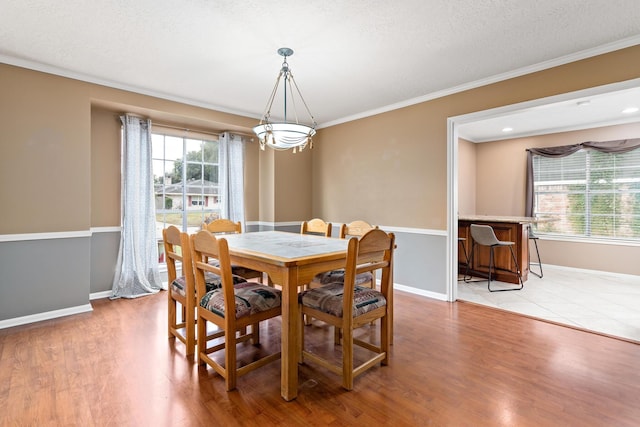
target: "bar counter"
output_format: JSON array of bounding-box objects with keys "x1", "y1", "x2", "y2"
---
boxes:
[{"x1": 458, "y1": 215, "x2": 535, "y2": 284}]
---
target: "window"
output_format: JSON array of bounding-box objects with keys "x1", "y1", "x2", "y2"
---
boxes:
[
  {"x1": 532, "y1": 148, "x2": 640, "y2": 241},
  {"x1": 152, "y1": 133, "x2": 220, "y2": 237}
]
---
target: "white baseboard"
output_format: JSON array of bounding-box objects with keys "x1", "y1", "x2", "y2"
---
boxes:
[
  {"x1": 90, "y1": 290, "x2": 113, "y2": 300},
  {"x1": 0, "y1": 304, "x2": 93, "y2": 330},
  {"x1": 375, "y1": 278, "x2": 448, "y2": 302},
  {"x1": 395, "y1": 283, "x2": 448, "y2": 301}
]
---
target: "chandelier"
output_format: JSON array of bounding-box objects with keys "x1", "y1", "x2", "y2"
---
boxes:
[{"x1": 253, "y1": 48, "x2": 317, "y2": 153}]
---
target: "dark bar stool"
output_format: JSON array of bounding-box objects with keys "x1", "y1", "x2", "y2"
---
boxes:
[
  {"x1": 464, "y1": 224, "x2": 524, "y2": 292},
  {"x1": 528, "y1": 225, "x2": 543, "y2": 278}
]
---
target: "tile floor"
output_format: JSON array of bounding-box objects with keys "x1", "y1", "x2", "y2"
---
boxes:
[{"x1": 457, "y1": 264, "x2": 640, "y2": 343}]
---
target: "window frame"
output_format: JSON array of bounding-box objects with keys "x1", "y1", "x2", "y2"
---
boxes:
[
  {"x1": 532, "y1": 148, "x2": 640, "y2": 243},
  {"x1": 152, "y1": 132, "x2": 222, "y2": 263}
]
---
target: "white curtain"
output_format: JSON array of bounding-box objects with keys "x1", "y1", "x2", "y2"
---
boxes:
[
  {"x1": 218, "y1": 132, "x2": 246, "y2": 230},
  {"x1": 111, "y1": 115, "x2": 162, "y2": 299}
]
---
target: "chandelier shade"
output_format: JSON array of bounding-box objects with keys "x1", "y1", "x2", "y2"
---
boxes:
[
  {"x1": 253, "y1": 48, "x2": 317, "y2": 153},
  {"x1": 252, "y1": 123, "x2": 316, "y2": 151}
]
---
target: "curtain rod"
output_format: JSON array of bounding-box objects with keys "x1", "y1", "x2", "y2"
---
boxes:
[
  {"x1": 117, "y1": 113, "x2": 255, "y2": 139},
  {"x1": 152, "y1": 122, "x2": 256, "y2": 140},
  {"x1": 152, "y1": 121, "x2": 221, "y2": 137}
]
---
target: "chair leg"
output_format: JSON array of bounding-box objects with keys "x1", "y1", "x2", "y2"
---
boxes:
[
  {"x1": 342, "y1": 324, "x2": 354, "y2": 391},
  {"x1": 225, "y1": 328, "x2": 237, "y2": 391},
  {"x1": 487, "y1": 247, "x2": 494, "y2": 290},
  {"x1": 463, "y1": 242, "x2": 476, "y2": 282},
  {"x1": 459, "y1": 239, "x2": 469, "y2": 266},
  {"x1": 488, "y1": 246, "x2": 524, "y2": 292},
  {"x1": 251, "y1": 323, "x2": 260, "y2": 344},
  {"x1": 168, "y1": 295, "x2": 175, "y2": 339},
  {"x1": 530, "y1": 238, "x2": 543, "y2": 278},
  {"x1": 197, "y1": 312, "x2": 207, "y2": 366},
  {"x1": 185, "y1": 309, "x2": 195, "y2": 357},
  {"x1": 458, "y1": 239, "x2": 468, "y2": 281}
]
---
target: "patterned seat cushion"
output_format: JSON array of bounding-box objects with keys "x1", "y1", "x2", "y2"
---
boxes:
[
  {"x1": 171, "y1": 272, "x2": 246, "y2": 297},
  {"x1": 200, "y1": 281, "x2": 282, "y2": 319},
  {"x1": 299, "y1": 282, "x2": 386, "y2": 318},
  {"x1": 309, "y1": 269, "x2": 374, "y2": 288}
]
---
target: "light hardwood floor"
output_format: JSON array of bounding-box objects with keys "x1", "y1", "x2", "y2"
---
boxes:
[{"x1": 1, "y1": 289, "x2": 639, "y2": 426}]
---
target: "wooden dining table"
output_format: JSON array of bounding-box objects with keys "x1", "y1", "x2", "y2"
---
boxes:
[{"x1": 221, "y1": 230, "x2": 351, "y2": 401}]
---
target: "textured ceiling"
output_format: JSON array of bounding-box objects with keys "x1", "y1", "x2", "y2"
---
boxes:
[{"x1": 1, "y1": 0, "x2": 640, "y2": 138}]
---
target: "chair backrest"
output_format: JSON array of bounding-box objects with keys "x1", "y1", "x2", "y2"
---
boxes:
[
  {"x1": 202, "y1": 219, "x2": 242, "y2": 234},
  {"x1": 190, "y1": 230, "x2": 235, "y2": 312},
  {"x1": 163, "y1": 225, "x2": 194, "y2": 289},
  {"x1": 470, "y1": 224, "x2": 500, "y2": 246},
  {"x1": 342, "y1": 229, "x2": 395, "y2": 310},
  {"x1": 301, "y1": 218, "x2": 332, "y2": 237},
  {"x1": 339, "y1": 220, "x2": 378, "y2": 239}
]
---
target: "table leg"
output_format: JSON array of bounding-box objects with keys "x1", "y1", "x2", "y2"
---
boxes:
[{"x1": 280, "y1": 267, "x2": 299, "y2": 401}]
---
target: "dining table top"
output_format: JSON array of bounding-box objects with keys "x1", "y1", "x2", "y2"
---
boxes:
[{"x1": 221, "y1": 230, "x2": 350, "y2": 264}]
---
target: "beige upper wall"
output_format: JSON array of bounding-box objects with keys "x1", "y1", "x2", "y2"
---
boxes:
[
  {"x1": 273, "y1": 149, "x2": 313, "y2": 222},
  {"x1": 0, "y1": 66, "x2": 91, "y2": 233},
  {"x1": 313, "y1": 45, "x2": 640, "y2": 230},
  {"x1": 457, "y1": 138, "x2": 477, "y2": 215},
  {"x1": 314, "y1": 104, "x2": 449, "y2": 228},
  {"x1": 91, "y1": 107, "x2": 122, "y2": 227}
]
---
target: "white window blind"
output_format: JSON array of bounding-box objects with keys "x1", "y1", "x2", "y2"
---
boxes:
[{"x1": 532, "y1": 148, "x2": 640, "y2": 241}]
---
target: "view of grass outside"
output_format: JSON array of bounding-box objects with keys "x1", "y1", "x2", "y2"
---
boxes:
[{"x1": 156, "y1": 212, "x2": 220, "y2": 229}]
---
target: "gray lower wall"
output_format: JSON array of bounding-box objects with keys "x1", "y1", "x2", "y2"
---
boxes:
[
  {"x1": 0, "y1": 224, "x2": 448, "y2": 326},
  {"x1": 90, "y1": 231, "x2": 120, "y2": 293},
  {"x1": 0, "y1": 237, "x2": 91, "y2": 321},
  {"x1": 392, "y1": 231, "x2": 447, "y2": 294}
]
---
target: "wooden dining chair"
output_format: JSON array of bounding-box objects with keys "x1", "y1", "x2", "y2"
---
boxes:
[
  {"x1": 304, "y1": 220, "x2": 379, "y2": 332},
  {"x1": 202, "y1": 219, "x2": 264, "y2": 283},
  {"x1": 300, "y1": 218, "x2": 332, "y2": 237},
  {"x1": 190, "y1": 230, "x2": 282, "y2": 391},
  {"x1": 164, "y1": 226, "x2": 247, "y2": 357},
  {"x1": 298, "y1": 228, "x2": 395, "y2": 390},
  {"x1": 164, "y1": 226, "x2": 198, "y2": 356},
  {"x1": 309, "y1": 220, "x2": 378, "y2": 289},
  {"x1": 202, "y1": 218, "x2": 242, "y2": 234}
]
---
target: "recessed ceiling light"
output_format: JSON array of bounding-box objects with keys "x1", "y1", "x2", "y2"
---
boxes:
[
  {"x1": 577, "y1": 100, "x2": 591, "y2": 107},
  {"x1": 622, "y1": 107, "x2": 639, "y2": 114},
  {"x1": 502, "y1": 127, "x2": 513, "y2": 132}
]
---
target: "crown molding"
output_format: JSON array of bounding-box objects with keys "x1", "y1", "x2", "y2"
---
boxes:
[{"x1": 318, "y1": 35, "x2": 640, "y2": 129}]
